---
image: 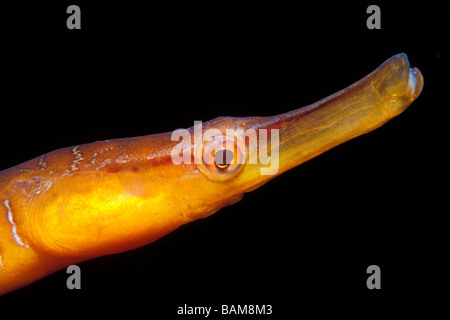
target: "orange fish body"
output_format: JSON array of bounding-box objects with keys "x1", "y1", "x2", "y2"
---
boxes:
[{"x1": 0, "y1": 54, "x2": 423, "y2": 295}]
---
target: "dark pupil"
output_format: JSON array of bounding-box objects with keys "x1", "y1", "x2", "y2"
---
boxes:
[{"x1": 214, "y1": 149, "x2": 234, "y2": 169}]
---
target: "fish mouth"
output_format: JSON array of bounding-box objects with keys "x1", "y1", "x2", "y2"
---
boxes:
[
  {"x1": 409, "y1": 67, "x2": 423, "y2": 97},
  {"x1": 376, "y1": 53, "x2": 423, "y2": 118}
]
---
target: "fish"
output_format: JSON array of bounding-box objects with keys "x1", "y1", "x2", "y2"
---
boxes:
[{"x1": 0, "y1": 53, "x2": 423, "y2": 295}]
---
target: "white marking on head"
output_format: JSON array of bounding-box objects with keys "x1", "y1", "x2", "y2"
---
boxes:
[
  {"x1": 71, "y1": 146, "x2": 85, "y2": 171},
  {"x1": 2, "y1": 200, "x2": 29, "y2": 248}
]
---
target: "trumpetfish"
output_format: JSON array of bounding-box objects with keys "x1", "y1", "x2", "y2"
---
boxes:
[{"x1": 0, "y1": 53, "x2": 423, "y2": 295}]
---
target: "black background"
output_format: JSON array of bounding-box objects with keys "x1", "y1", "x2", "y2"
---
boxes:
[{"x1": 0, "y1": 0, "x2": 447, "y2": 313}]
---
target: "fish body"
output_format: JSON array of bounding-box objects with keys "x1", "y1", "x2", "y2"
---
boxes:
[{"x1": 0, "y1": 54, "x2": 423, "y2": 295}]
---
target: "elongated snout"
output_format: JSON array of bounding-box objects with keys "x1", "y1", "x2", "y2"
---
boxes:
[
  {"x1": 235, "y1": 54, "x2": 423, "y2": 189},
  {"x1": 273, "y1": 53, "x2": 423, "y2": 176}
]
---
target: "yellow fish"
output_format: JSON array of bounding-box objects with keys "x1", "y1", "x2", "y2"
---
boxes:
[{"x1": 0, "y1": 53, "x2": 423, "y2": 295}]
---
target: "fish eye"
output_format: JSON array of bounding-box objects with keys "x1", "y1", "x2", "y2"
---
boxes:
[
  {"x1": 214, "y1": 148, "x2": 234, "y2": 169},
  {"x1": 194, "y1": 134, "x2": 245, "y2": 181}
]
